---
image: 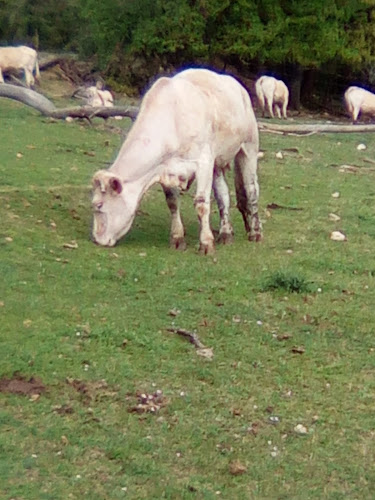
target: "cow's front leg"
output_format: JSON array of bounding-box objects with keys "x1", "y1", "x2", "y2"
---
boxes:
[
  {"x1": 212, "y1": 168, "x2": 234, "y2": 244},
  {"x1": 234, "y1": 143, "x2": 262, "y2": 242},
  {"x1": 162, "y1": 186, "x2": 186, "y2": 250},
  {"x1": 195, "y1": 151, "x2": 215, "y2": 254}
]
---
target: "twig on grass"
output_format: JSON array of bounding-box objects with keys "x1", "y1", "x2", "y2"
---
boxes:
[{"x1": 166, "y1": 327, "x2": 214, "y2": 359}]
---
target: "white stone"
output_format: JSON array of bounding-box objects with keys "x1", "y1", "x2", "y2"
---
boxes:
[
  {"x1": 294, "y1": 423, "x2": 308, "y2": 435},
  {"x1": 330, "y1": 231, "x2": 347, "y2": 241}
]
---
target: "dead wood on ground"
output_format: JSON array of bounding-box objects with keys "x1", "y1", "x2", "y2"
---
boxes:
[
  {"x1": 0, "y1": 83, "x2": 138, "y2": 120},
  {"x1": 2, "y1": 83, "x2": 375, "y2": 131}
]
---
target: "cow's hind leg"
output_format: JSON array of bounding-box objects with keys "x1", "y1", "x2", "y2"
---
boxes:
[
  {"x1": 234, "y1": 143, "x2": 262, "y2": 242},
  {"x1": 212, "y1": 167, "x2": 234, "y2": 244},
  {"x1": 266, "y1": 97, "x2": 274, "y2": 118},
  {"x1": 282, "y1": 101, "x2": 288, "y2": 119},
  {"x1": 162, "y1": 186, "x2": 186, "y2": 250}
]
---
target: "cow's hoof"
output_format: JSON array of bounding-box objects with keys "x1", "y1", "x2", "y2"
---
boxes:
[
  {"x1": 248, "y1": 232, "x2": 262, "y2": 242},
  {"x1": 170, "y1": 237, "x2": 187, "y2": 251},
  {"x1": 217, "y1": 232, "x2": 234, "y2": 245},
  {"x1": 199, "y1": 242, "x2": 215, "y2": 255}
]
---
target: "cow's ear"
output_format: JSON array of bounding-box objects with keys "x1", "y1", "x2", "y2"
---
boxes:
[{"x1": 110, "y1": 176, "x2": 123, "y2": 194}]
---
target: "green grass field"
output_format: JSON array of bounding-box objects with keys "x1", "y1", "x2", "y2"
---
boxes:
[{"x1": 1, "y1": 98, "x2": 375, "y2": 499}]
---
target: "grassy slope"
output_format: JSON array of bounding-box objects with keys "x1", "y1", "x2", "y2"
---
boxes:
[{"x1": 1, "y1": 97, "x2": 375, "y2": 499}]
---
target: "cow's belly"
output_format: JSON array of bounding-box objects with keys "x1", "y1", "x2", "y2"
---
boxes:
[{"x1": 159, "y1": 159, "x2": 197, "y2": 189}]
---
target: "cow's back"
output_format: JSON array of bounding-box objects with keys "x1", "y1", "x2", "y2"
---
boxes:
[
  {"x1": 0, "y1": 46, "x2": 36, "y2": 71},
  {"x1": 175, "y1": 69, "x2": 256, "y2": 139},
  {"x1": 346, "y1": 87, "x2": 375, "y2": 107}
]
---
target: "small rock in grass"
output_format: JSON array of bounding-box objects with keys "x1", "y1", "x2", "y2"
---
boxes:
[
  {"x1": 328, "y1": 213, "x2": 341, "y2": 222},
  {"x1": 294, "y1": 423, "x2": 308, "y2": 435},
  {"x1": 268, "y1": 416, "x2": 280, "y2": 424},
  {"x1": 229, "y1": 460, "x2": 247, "y2": 475},
  {"x1": 330, "y1": 231, "x2": 347, "y2": 242},
  {"x1": 357, "y1": 143, "x2": 366, "y2": 150}
]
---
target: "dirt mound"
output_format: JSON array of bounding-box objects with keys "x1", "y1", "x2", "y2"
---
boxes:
[{"x1": 0, "y1": 373, "x2": 46, "y2": 396}]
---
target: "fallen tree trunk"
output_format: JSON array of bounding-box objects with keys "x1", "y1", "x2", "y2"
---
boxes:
[
  {"x1": 49, "y1": 105, "x2": 139, "y2": 120},
  {"x1": 0, "y1": 83, "x2": 138, "y2": 120},
  {"x1": 0, "y1": 83, "x2": 56, "y2": 114},
  {"x1": 2, "y1": 83, "x2": 375, "y2": 132},
  {"x1": 258, "y1": 121, "x2": 375, "y2": 134}
]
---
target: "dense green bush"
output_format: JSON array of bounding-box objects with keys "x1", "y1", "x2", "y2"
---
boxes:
[{"x1": 1, "y1": 0, "x2": 375, "y2": 98}]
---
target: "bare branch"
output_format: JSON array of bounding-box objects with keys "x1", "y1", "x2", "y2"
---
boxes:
[
  {"x1": 2, "y1": 83, "x2": 375, "y2": 132},
  {"x1": 0, "y1": 83, "x2": 138, "y2": 120},
  {"x1": 258, "y1": 121, "x2": 375, "y2": 134}
]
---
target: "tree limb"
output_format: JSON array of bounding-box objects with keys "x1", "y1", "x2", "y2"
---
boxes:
[
  {"x1": 0, "y1": 83, "x2": 138, "y2": 120},
  {"x1": 0, "y1": 83, "x2": 56, "y2": 114},
  {"x1": 2, "y1": 83, "x2": 375, "y2": 132},
  {"x1": 258, "y1": 121, "x2": 375, "y2": 134}
]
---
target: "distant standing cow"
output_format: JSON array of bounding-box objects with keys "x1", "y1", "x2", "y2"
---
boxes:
[
  {"x1": 255, "y1": 76, "x2": 289, "y2": 119},
  {"x1": 0, "y1": 46, "x2": 40, "y2": 87},
  {"x1": 344, "y1": 86, "x2": 375, "y2": 122}
]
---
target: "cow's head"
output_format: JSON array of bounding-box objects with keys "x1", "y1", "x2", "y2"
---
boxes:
[{"x1": 91, "y1": 170, "x2": 138, "y2": 246}]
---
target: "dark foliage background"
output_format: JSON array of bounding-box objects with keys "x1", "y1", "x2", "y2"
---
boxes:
[{"x1": 1, "y1": 0, "x2": 375, "y2": 108}]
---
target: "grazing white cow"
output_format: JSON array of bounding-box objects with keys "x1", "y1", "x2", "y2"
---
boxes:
[
  {"x1": 255, "y1": 76, "x2": 289, "y2": 119},
  {"x1": 91, "y1": 68, "x2": 262, "y2": 253},
  {"x1": 0, "y1": 46, "x2": 40, "y2": 87},
  {"x1": 344, "y1": 86, "x2": 375, "y2": 122}
]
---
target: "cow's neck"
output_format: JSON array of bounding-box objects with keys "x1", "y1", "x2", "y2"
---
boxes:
[{"x1": 110, "y1": 122, "x2": 168, "y2": 185}]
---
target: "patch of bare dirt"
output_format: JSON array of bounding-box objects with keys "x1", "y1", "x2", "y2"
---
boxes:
[
  {"x1": 66, "y1": 377, "x2": 119, "y2": 405},
  {"x1": 0, "y1": 373, "x2": 46, "y2": 396}
]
